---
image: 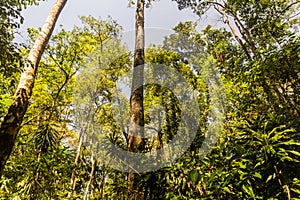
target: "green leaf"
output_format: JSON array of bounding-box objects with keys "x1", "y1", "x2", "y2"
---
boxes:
[
  {"x1": 242, "y1": 184, "x2": 254, "y2": 197},
  {"x1": 188, "y1": 169, "x2": 199, "y2": 183},
  {"x1": 253, "y1": 172, "x2": 262, "y2": 179},
  {"x1": 286, "y1": 150, "x2": 300, "y2": 157},
  {"x1": 266, "y1": 174, "x2": 273, "y2": 183}
]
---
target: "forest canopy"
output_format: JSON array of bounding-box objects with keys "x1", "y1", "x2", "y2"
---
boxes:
[{"x1": 0, "y1": 0, "x2": 299, "y2": 199}]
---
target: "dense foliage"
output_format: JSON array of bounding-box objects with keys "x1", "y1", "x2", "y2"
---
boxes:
[
  {"x1": 0, "y1": 0, "x2": 299, "y2": 199},
  {"x1": 0, "y1": 0, "x2": 45, "y2": 76}
]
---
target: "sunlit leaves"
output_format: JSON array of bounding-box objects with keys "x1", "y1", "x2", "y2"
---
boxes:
[
  {"x1": 1, "y1": 0, "x2": 299, "y2": 198},
  {"x1": 0, "y1": 0, "x2": 45, "y2": 77}
]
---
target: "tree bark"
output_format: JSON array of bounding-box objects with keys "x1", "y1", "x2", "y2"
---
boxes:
[
  {"x1": 0, "y1": 0, "x2": 68, "y2": 177},
  {"x1": 84, "y1": 154, "x2": 97, "y2": 200},
  {"x1": 127, "y1": 0, "x2": 145, "y2": 199},
  {"x1": 70, "y1": 131, "x2": 84, "y2": 197}
]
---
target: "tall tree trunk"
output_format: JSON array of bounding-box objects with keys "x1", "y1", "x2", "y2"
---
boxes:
[
  {"x1": 0, "y1": 0, "x2": 68, "y2": 177},
  {"x1": 84, "y1": 154, "x2": 97, "y2": 200},
  {"x1": 127, "y1": 0, "x2": 145, "y2": 199},
  {"x1": 70, "y1": 131, "x2": 84, "y2": 197}
]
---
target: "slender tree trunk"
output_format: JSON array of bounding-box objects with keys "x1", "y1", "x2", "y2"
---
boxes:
[
  {"x1": 214, "y1": 5, "x2": 251, "y2": 59},
  {"x1": 0, "y1": 0, "x2": 68, "y2": 177},
  {"x1": 84, "y1": 154, "x2": 97, "y2": 200},
  {"x1": 127, "y1": 0, "x2": 145, "y2": 199},
  {"x1": 70, "y1": 131, "x2": 84, "y2": 197},
  {"x1": 70, "y1": 105, "x2": 96, "y2": 197},
  {"x1": 100, "y1": 169, "x2": 107, "y2": 199}
]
